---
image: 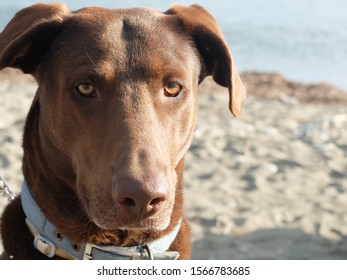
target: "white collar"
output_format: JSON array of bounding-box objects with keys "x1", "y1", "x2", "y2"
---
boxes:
[{"x1": 21, "y1": 181, "x2": 180, "y2": 260}]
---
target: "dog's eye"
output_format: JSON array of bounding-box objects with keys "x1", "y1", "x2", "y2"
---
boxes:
[
  {"x1": 164, "y1": 82, "x2": 182, "y2": 97},
  {"x1": 75, "y1": 82, "x2": 96, "y2": 97}
]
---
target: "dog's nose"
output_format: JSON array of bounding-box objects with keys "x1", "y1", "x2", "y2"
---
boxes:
[{"x1": 113, "y1": 176, "x2": 169, "y2": 215}]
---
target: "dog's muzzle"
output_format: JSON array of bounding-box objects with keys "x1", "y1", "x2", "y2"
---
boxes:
[{"x1": 21, "y1": 181, "x2": 180, "y2": 260}]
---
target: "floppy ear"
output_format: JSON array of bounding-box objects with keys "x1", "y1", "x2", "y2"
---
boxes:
[
  {"x1": 0, "y1": 3, "x2": 70, "y2": 75},
  {"x1": 165, "y1": 5, "x2": 246, "y2": 117}
]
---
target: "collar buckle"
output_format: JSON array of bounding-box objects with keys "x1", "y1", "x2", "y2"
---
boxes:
[
  {"x1": 83, "y1": 243, "x2": 93, "y2": 260},
  {"x1": 33, "y1": 235, "x2": 56, "y2": 258}
]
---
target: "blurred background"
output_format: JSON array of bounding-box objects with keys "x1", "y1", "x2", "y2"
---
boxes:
[
  {"x1": 1, "y1": 0, "x2": 347, "y2": 91},
  {"x1": 0, "y1": 0, "x2": 346, "y2": 260}
]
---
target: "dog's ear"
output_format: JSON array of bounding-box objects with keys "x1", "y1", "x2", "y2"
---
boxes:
[
  {"x1": 0, "y1": 3, "x2": 70, "y2": 74},
  {"x1": 165, "y1": 5, "x2": 246, "y2": 117}
]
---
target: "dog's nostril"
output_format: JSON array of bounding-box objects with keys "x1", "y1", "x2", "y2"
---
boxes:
[
  {"x1": 149, "y1": 197, "x2": 165, "y2": 207},
  {"x1": 113, "y1": 176, "x2": 169, "y2": 214},
  {"x1": 121, "y1": 197, "x2": 136, "y2": 207}
]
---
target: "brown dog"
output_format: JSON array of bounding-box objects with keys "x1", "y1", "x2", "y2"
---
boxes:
[{"x1": 0, "y1": 3, "x2": 246, "y2": 259}]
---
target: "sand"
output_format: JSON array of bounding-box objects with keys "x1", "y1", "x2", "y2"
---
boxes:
[{"x1": 1, "y1": 68, "x2": 346, "y2": 259}]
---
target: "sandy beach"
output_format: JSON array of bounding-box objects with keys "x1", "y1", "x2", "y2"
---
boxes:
[{"x1": 0, "y1": 68, "x2": 346, "y2": 259}]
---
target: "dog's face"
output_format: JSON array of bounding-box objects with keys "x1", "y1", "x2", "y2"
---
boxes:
[
  {"x1": 0, "y1": 4, "x2": 246, "y2": 232},
  {"x1": 39, "y1": 8, "x2": 200, "y2": 230}
]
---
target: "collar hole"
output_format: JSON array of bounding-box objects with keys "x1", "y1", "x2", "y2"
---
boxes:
[
  {"x1": 54, "y1": 231, "x2": 64, "y2": 241},
  {"x1": 73, "y1": 243, "x2": 81, "y2": 252}
]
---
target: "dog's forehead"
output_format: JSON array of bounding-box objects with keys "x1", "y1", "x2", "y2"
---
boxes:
[
  {"x1": 67, "y1": 7, "x2": 178, "y2": 42},
  {"x1": 50, "y1": 7, "x2": 197, "y2": 80}
]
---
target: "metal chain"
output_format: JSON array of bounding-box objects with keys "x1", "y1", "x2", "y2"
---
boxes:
[{"x1": 0, "y1": 175, "x2": 16, "y2": 201}]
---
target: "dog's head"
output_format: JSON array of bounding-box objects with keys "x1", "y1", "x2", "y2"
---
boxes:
[{"x1": 0, "y1": 4, "x2": 245, "y2": 233}]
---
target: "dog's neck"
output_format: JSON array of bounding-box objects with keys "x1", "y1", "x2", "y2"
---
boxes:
[{"x1": 21, "y1": 181, "x2": 180, "y2": 260}]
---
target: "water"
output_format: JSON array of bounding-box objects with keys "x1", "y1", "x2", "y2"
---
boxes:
[{"x1": 1, "y1": 0, "x2": 346, "y2": 91}]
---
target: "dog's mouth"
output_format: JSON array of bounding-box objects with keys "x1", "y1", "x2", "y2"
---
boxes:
[
  {"x1": 90, "y1": 212, "x2": 171, "y2": 232},
  {"x1": 81, "y1": 196, "x2": 173, "y2": 231},
  {"x1": 92, "y1": 215, "x2": 171, "y2": 231}
]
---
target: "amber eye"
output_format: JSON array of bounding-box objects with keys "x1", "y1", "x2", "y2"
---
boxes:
[
  {"x1": 164, "y1": 82, "x2": 182, "y2": 97},
  {"x1": 76, "y1": 82, "x2": 96, "y2": 97}
]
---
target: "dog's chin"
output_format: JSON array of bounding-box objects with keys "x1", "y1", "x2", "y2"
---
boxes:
[{"x1": 91, "y1": 216, "x2": 171, "y2": 232}]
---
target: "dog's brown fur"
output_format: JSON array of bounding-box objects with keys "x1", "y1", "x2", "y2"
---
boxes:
[{"x1": 0, "y1": 3, "x2": 245, "y2": 259}]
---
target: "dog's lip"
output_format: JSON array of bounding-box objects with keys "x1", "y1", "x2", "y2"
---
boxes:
[
  {"x1": 79, "y1": 186, "x2": 174, "y2": 231},
  {"x1": 82, "y1": 200, "x2": 165, "y2": 230},
  {"x1": 91, "y1": 214, "x2": 170, "y2": 231},
  {"x1": 87, "y1": 207, "x2": 171, "y2": 230}
]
